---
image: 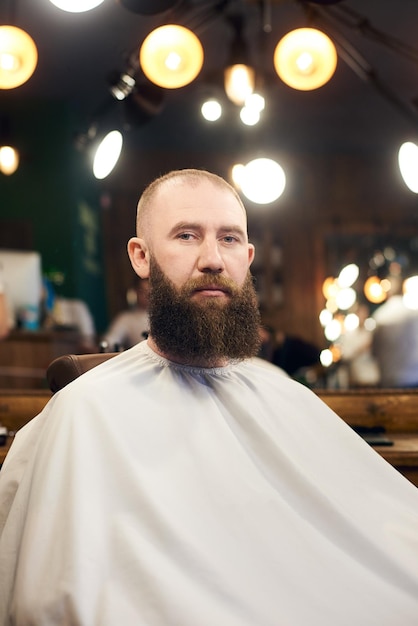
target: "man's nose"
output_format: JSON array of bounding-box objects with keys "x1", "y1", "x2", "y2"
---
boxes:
[{"x1": 197, "y1": 239, "x2": 225, "y2": 274}]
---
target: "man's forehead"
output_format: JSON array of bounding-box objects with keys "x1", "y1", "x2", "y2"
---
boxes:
[{"x1": 153, "y1": 177, "x2": 246, "y2": 216}]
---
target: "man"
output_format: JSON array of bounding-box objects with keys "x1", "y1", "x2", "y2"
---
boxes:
[{"x1": 0, "y1": 169, "x2": 417, "y2": 625}]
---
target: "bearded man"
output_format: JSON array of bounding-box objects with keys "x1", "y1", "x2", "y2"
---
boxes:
[{"x1": 1, "y1": 169, "x2": 418, "y2": 626}]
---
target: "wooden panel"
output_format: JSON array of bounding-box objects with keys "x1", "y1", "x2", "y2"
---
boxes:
[
  {"x1": 0, "y1": 330, "x2": 83, "y2": 389},
  {"x1": 317, "y1": 388, "x2": 418, "y2": 487},
  {"x1": 0, "y1": 390, "x2": 51, "y2": 432},
  {"x1": 317, "y1": 388, "x2": 418, "y2": 432}
]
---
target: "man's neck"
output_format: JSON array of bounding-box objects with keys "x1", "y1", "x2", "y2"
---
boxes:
[{"x1": 146, "y1": 336, "x2": 230, "y2": 368}]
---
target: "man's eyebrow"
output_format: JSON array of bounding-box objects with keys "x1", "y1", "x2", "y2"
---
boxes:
[
  {"x1": 218, "y1": 225, "x2": 246, "y2": 237},
  {"x1": 167, "y1": 222, "x2": 246, "y2": 237},
  {"x1": 168, "y1": 221, "x2": 201, "y2": 236}
]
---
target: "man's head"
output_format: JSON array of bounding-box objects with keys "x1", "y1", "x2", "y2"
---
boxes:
[{"x1": 127, "y1": 168, "x2": 260, "y2": 365}]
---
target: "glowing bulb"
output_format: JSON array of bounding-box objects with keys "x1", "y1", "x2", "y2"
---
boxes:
[
  {"x1": 0, "y1": 145, "x2": 19, "y2": 175},
  {"x1": 0, "y1": 26, "x2": 38, "y2": 89},
  {"x1": 319, "y1": 308, "x2": 333, "y2": 327},
  {"x1": 240, "y1": 106, "x2": 260, "y2": 126},
  {"x1": 364, "y1": 276, "x2": 386, "y2": 304},
  {"x1": 224, "y1": 64, "x2": 255, "y2": 105},
  {"x1": 93, "y1": 130, "x2": 123, "y2": 180},
  {"x1": 335, "y1": 287, "x2": 357, "y2": 310},
  {"x1": 48, "y1": 0, "x2": 105, "y2": 11},
  {"x1": 398, "y1": 141, "x2": 418, "y2": 193},
  {"x1": 320, "y1": 348, "x2": 334, "y2": 367},
  {"x1": 240, "y1": 158, "x2": 286, "y2": 204},
  {"x1": 337, "y1": 263, "x2": 359, "y2": 288},
  {"x1": 344, "y1": 313, "x2": 359, "y2": 331},
  {"x1": 140, "y1": 25, "x2": 203, "y2": 89},
  {"x1": 274, "y1": 28, "x2": 337, "y2": 91},
  {"x1": 324, "y1": 318, "x2": 342, "y2": 342},
  {"x1": 201, "y1": 99, "x2": 222, "y2": 122}
]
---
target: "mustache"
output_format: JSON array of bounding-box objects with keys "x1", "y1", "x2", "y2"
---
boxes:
[{"x1": 180, "y1": 274, "x2": 241, "y2": 296}]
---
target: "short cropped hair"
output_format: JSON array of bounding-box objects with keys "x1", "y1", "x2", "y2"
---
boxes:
[{"x1": 135, "y1": 168, "x2": 246, "y2": 237}]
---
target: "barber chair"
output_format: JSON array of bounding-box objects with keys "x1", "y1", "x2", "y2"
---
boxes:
[{"x1": 46, "y1": 353, "x2": 118, "y2": 393}]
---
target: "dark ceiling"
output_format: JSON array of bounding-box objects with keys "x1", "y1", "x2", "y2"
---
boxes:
[{"x1": 3, "y1": 0, "x2": 418, "y2": 155}]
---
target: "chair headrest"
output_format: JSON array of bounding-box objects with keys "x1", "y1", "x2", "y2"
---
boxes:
[{"x1": 46, "y1": 353, "x2": 118, "y2": 393}]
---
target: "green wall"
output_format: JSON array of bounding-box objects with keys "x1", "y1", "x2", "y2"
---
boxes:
[{"x1": 0, "y1": 100, "x2": 108, "y2": 332}]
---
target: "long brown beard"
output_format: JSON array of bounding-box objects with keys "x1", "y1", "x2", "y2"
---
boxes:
[{"x1": 148, "y1": 258, "x2": 261, "y2": 365}]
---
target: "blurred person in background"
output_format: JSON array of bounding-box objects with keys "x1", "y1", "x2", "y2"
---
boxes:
[
  {"x1": 338, "y1": 304, "x2": 380, "y2": 388},
  {"x1": 372, "y1": 278, "x2": 418, "y2": 387},
  {"x1": 102, "y1": 278, "x2": 149, "y2": 351}
]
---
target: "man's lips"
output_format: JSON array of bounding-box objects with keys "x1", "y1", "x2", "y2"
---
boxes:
[{"x1": 192, "y1": 286, "x2": 231, "y2": 297}]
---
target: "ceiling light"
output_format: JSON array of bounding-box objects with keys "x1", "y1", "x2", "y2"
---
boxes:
[
  {"x1": 201, "y1": 98, "x2": 222, "y2": 122},
  {"x1": 139, "y1": 25, "x2": 204, "y2": 89},
  {"x1": 48, "y1": 0, "x2": 105, "y2": 12},
  {"x1": 273, "y1": 28, "x2": 337, "y2": 91},
  {"x1": 240, "y1": 158, "x2": 286, "y2": 204},
  {"x1": 337, "y1": 263, "x2": 359, "y2": 288},
  {"x1": 92, "y1": 130, "x2": 123, "y2": 180},
  {"x1": 335, "y1": 287, "x2": 357, "y2": 310},
  {"x1": 0, "y1": 145, "x2": 19, "y2": 175},
  {"x1": 363, "y1": 276, "x2": 386, "y2": 304},
  {"x1": 224, "y1": 64, "x2": 255, "y2": 105},
  {"x1": 398, "y1": 141, "x2": 418, "y2": 193},
  {"x1": 0, "y1": 26, "x2": 38, "y2": 89},
  {"x1": 239, "y1": 105, "x2": 260, "y2": 126},
  {"x1": 224, "y1": 14, "x2": 255, "y2": 105}
]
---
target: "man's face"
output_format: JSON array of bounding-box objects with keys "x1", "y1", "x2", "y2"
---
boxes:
[{"x1": 142, "y1": 178, "x2": 255, "y2": 299}]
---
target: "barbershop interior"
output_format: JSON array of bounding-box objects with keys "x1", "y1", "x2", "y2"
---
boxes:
[{"x1": 1, "y1": 0, "x2": 418, "y2": 485}]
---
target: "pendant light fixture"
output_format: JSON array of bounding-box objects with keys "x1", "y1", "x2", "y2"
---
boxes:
[
  {"x1": 224, "y1": 14, "x2": 255, "y2": 106},
  {"x1": 274, "y1": 27, "x2": 337, "y2": 91},
  {"x1": 139, "y1": 24, "x2": 204, "y2": 89},
  {"x1": 0, "y1": 25, "x2": 38, "y2": 89}
]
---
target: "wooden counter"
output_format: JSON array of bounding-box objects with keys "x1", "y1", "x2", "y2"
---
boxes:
[
  {"x1": 0, "y1": 329, "x2": 82, "y2": 388},
  {"x1": 317, "y1": 388, "x2": 418, "y2": 487}
]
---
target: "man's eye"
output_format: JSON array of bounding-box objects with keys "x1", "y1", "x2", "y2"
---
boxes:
[
  {"x1": 178, "y1": 233, "x2": 193, "y2": 240},
  {"x1": 223, "y1": 236, "x2": 237, "y2": 243}
]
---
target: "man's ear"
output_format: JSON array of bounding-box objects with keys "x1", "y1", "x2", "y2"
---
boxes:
[
  {"x1": 127, "y1": 237, "x2": 150, "y2": 279},
  {"x1": 248, "y1": 243, "x2": 255, "y2": 267}
]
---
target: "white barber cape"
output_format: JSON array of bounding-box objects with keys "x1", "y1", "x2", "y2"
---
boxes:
[{"x1": 1, "y1": 341, "x2": 418, "y2": 625}]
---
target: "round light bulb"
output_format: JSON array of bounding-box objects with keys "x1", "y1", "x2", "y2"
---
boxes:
[
  {"x1": 201, "y1": 99, "x2": 222, "y2": 121},
  {"x1": 240, "y1": 158, "x2": 286, "y2": 204},
  {"x1": 0, "y1": 26, "x2": 38, "y2": 89},
  {"x1": 140, "y1": 25, "x2": 203, "y2": 89},
  {"x1": 48, "y1": 0, "x2": 105, "y2": 12},
  {"x1": 274, "y1": 28, "x2": 337, "y2": 91}
]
